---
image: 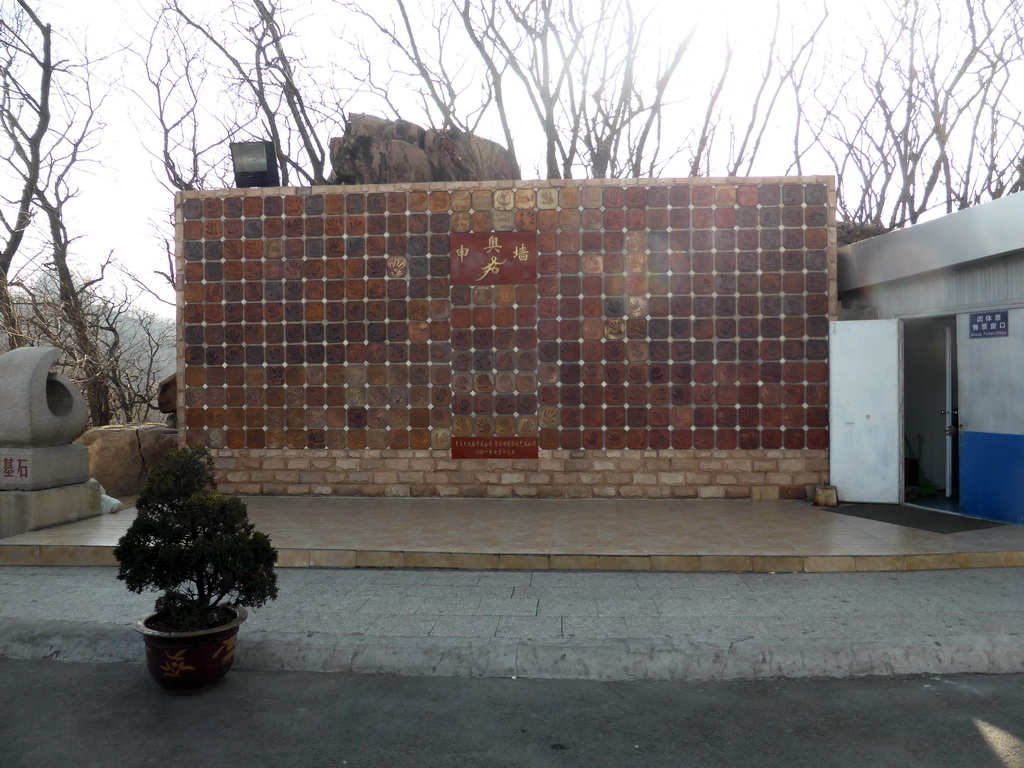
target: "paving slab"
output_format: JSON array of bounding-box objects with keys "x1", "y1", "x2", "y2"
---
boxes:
[
  {"x1": 3, "y1": 566, "x2": 1024, "y2": 681},
  {"x1": 5, "y1": 498, "x2": 1024, "y2": 573}
]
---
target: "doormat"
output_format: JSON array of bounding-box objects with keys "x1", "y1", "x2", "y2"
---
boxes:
[{"x1": 832, "y1": 504, "x2": 1005, "y2": 534}]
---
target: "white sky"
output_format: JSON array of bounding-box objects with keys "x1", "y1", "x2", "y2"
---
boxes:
[{"x1": 14, "y1": 0, "x2": 884, "y2": 318}]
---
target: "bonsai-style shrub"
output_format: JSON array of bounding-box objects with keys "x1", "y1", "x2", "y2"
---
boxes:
[{"x1": 114, "y1": 446, "x2": 278, "y2": 632}]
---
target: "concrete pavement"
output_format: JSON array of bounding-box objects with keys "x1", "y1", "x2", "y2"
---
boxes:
[
  {"x1": 2, "y1": 565, "x2": 1024, "y2": 681},
  {"x1": 6, "y1": 659, "x2": 1024, "y2": 767}
]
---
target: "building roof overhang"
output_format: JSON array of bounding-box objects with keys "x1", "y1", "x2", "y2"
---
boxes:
[{"x1": 838, "y1": 193, "x2": 1024, "y2": 292}]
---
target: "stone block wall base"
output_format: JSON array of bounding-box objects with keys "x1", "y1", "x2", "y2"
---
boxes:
[
  {"x1": 0, "y1": 480, "x2": 102, "y2": 539},
  {"x1": 0, "y1": 445, "x2": 90, "y2": 491},
  {"x1": 210, "y1": 448, "x2": 830, "y2": 500}
]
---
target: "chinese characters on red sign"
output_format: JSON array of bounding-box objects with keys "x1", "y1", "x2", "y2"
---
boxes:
[
  {"x1": 451, "y1": 437, "x2": 539, "y2": 460},
  {"x1": 2, "y1": 458, "x2": 29, "y2": 478},
  {"x1": 450, "y1": 232, "x2": 538, "y2": 285}
]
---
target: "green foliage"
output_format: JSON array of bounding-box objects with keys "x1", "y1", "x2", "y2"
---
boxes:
[{"x1": 114, "y1": 447, "x2": 278, "y2": 631}]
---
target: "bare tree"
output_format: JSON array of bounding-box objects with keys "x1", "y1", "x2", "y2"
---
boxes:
[
  {"x1": 807, "y1": 0, "x2": 1024, "y2": 229},
  {"x1": 140, "y1": 0, "x2": 349, "y2": 191},
  {"x1": 340, "y1": 0, "x2": 830, "y2": 182},
  {"x1": 0, "y1": 0, "x2": 55, "y2": 347},
  {"x1": 343, "y1": 0, "x2": 697, "y2": 179},
  {"x1": 120, "y1": 222, "x2": 178, "y2": 312},
  {"x1": 129, "y1": 0, "x2": 1023, "y2": 235},
  {"x1": 10, "y1": 272, "x2": 175, "y2": 423},
  {"x1": 725, "y1": 5, "x2": 828, "y2": 178},
  {"x1": 134, "y1": 0, "x2": 830, "y2": 186},
  {"x1": 0, "y1": 0, "x2": 170, "y2": 426}
]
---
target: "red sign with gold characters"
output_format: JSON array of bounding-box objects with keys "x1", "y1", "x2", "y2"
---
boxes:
[
  {"x1": 451, "y1": 437, "x2": 539, "y2": 459},
  {"x1": 450, "y1": 232, "x2": 537, "y2": 285}
]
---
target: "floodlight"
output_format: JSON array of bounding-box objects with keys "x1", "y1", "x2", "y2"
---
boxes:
[{"x1": 230, "y1": 140, "x2": 280, "y2": 188}]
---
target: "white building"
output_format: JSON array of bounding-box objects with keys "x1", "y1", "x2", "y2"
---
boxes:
[{"x1": 833, "y1": 193, "x2": 1024, "y2": 524}]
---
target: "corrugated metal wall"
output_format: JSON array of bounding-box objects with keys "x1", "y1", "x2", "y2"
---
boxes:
[{"x1": 841, "y1": 252, "x2": 1024, "y2": 319}]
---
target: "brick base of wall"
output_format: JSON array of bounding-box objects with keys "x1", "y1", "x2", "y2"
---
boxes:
[{"x1": 211, "y1": 449, "x2": 829, "y2": 500}]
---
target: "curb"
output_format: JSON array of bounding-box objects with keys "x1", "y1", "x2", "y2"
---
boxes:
[{"x1": 4, "y1": 618, "x2": 1024, "y2": 682}]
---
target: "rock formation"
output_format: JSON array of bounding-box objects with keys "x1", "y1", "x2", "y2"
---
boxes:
[
  {"x1": 74, "y1": 423, "x2": 178, "y2": 499},
  {"x1": 157, "y1": 373, "x2": 177, "y2": 427},
  {"x1": 330, "y1": 114, "x2": 520, "y2": 186}
]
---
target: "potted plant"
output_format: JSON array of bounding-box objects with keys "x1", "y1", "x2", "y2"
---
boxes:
[{"x1": 114, "y1": 446, "x2": 278, "y2": 693}]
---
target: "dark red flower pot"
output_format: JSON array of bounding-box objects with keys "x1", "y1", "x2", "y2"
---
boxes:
[{"x1": 135, "y1": 606, "x2": 248, "y2": 694}]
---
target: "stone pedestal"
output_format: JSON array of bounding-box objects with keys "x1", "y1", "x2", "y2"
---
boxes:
[
  {"x1": 0, "y1": 347, "x2": 100, "y2": 539},
  {"x1": 0, "y1": 480, "x2": 102, "y2": 539},
  {"x1": 0, "y1": 445, "x2": 90, "y2": 491}
]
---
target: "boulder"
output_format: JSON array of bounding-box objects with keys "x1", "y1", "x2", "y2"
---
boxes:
[
  {"x1": 330, "y1": 135, "x2": 434, "y2": 186},
  {"x1": 157, "y1": 374, "x2": 176, "y2": 414},
  {"x1": 837, "y1": 221, "x2": 891, "y2": 247},
  {"x1": 379, "y1": 140, "x2": 434, "y2": 184},
  {"x1": 424, "y1": 129, "x2": 520, "y2": 182},
  {"x1": 156, "y1": 374, "x2": 178, "y2": 428},
  {"x1": 329, "y1": 114, "x2": 519, "y2": 185},
  {"x1": 345, "y1": 113, "x2": 392, "y2": 139},
  {"x1": 381, "y1": 118, "x2": 427, "y2": 147},
  {"x1": 74, "y1": 423, "x2": 178, "y2": 499}
]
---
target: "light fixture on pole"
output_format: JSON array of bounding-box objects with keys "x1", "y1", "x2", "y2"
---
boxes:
[{"x1": 230, "y1": 141, "x2": 280, "y2": 188}]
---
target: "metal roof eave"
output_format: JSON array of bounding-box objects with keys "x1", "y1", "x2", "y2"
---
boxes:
[{"x1": 838, "y1": 192, "x2": 1024, "y2": 293}]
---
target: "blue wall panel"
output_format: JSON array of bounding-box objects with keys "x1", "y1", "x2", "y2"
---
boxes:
[{"x1": 960, "y1": 431, "x2": 1024, "y2": 524}]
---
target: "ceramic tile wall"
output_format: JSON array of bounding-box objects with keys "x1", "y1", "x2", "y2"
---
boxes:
[{"x1": 176, "y1": 177, "x2": 835, "y2": 497}]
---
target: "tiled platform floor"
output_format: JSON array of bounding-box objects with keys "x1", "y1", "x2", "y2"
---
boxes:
[{"x1": 2, "y1": 498, "x2": 1023, "y2": 572}]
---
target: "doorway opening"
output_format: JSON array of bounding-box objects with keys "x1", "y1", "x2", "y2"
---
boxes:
[{"x1": 902, "y1": 316, "x2": 959, "y2": 513}]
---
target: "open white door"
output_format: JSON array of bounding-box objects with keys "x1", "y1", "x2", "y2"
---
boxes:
[
  {"x1": 829, "y1": 320, "x2": 902, "y2": 503},
  {"x1": 944, "y1": 326, "x2": 954, "y2": 496}
]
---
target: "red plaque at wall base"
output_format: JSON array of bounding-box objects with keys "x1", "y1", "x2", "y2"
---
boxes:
[{"x1": 451, "y1": 437, "x2": 539, "y2": 459}]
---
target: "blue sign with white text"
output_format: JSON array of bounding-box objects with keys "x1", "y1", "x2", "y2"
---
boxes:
[{"x1": 969, "y1": 311, "x2": 1009, "y2": 338}]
